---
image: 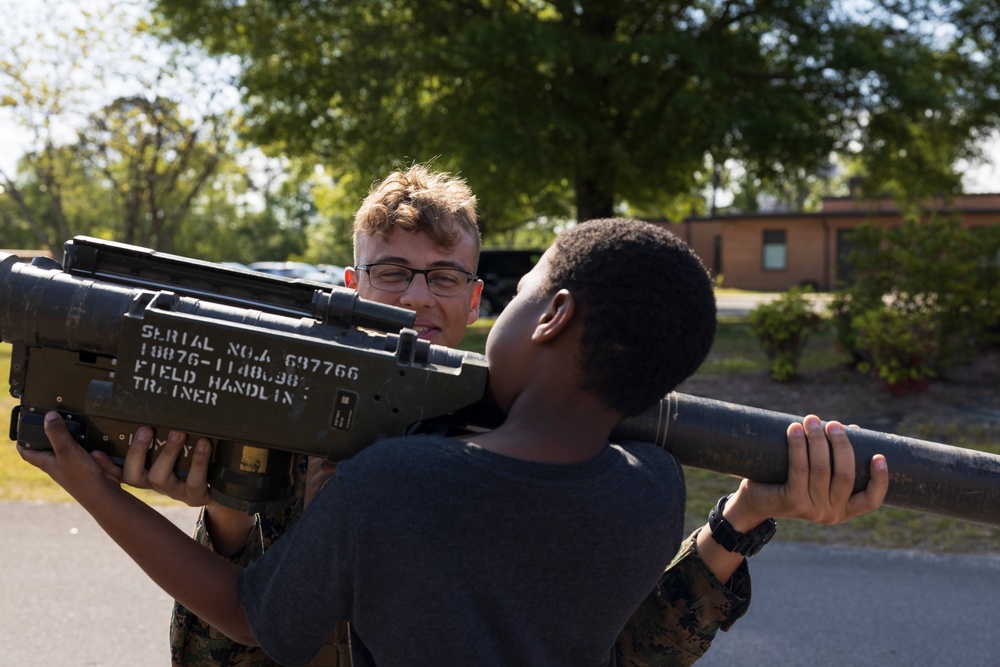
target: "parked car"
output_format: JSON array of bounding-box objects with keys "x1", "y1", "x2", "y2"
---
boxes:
[
  {"x1": 220, "y1": 261, "x2": 253, "y2": 271},
  {"x1": 476, "y1": 249, "x2": 542, "y2": 316},
  {"x1": 248, "y1": 261, "x2": 344, "y2": 286},
  {"x1": 316, "y1": 264, "x2": 347, "y2": 286}
]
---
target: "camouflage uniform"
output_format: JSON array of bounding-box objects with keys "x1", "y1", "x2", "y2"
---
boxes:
[
  {"x1": 617, "y1": 528, "x2": 751, "y2": 666},
  {"x1": 170, "y1": 506, "x2": 748, "y2": 667}
]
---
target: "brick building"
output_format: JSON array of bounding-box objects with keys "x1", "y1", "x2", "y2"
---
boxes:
[{"x1": 662, "y1": 193, "x2": 1000, "y2": 292}]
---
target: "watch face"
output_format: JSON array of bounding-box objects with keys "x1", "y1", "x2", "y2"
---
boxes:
[
  {"x1": 743, "y1": 519, "x2": 777, "y2": 556},
  {"x1": 756, "y1": 519, "x2": 778, "y2": 543}
]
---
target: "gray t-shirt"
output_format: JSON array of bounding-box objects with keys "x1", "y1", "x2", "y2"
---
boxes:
[{"x1": 239, "y1": 435, "x2": 686, "y2": 667}]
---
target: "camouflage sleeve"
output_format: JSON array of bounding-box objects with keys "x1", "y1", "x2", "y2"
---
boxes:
[
  {"x1": 616, "y1": 528, "x2": 752, "y2": 667},
  {"x1": 169, "y1": 458, "x2": 307, "y2": 667}
]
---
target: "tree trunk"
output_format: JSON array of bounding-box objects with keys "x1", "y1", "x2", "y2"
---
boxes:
[{"x1": 574, "y1": 174, "x2": 615, "y2": 222}]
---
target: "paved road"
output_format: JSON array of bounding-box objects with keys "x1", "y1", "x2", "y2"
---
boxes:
[
  {"x1": 2, "y1": 502, "x2": 998, "y2": 665},
  {"x1": 1, "y1": 502, "x2": 199, "y2": 667},
  {"x1": 714, "y1": 291, "x2": 832, "y2": 317},
  {"x1": 696, "y1": 541, "x2": 1000, "y2": 666}
]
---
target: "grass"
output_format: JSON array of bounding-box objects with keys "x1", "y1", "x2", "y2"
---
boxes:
[
  {"x1": 698, "y1": 316, "x2": 847, "y2": 376},
  {"x1": 458, "y1": 318, "x2": 493, "y2": 355},
  {"x1": 4, "y1": 315, "x2": 999, "y2": 554}
]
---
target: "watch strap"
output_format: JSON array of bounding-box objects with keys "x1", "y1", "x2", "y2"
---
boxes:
[{"x1": 707, "y1": 494, "x2": 777, "y2": 557}]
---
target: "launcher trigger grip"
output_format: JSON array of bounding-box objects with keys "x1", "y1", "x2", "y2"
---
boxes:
[{"x1": 11, "y1": 406, "x2": 86, "y2": 450}]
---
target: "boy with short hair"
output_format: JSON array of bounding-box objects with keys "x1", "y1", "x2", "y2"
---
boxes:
[{"x1": 22, "y1": 218, "x2": 887, "y2": 666}]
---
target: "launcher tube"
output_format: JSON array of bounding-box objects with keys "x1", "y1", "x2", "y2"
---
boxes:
[{"x1": 613, "y1": 392, "x2": 1000, "y2": 527}]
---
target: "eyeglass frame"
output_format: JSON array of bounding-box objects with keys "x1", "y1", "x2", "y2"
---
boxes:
[{"x1": 353, "y1": 262, "x2": 479, "y2": 297}]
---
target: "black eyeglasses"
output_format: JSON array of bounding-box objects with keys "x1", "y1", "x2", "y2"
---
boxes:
[{"x1": 354, "y1": 263, "x2": 478, "y2": 297}]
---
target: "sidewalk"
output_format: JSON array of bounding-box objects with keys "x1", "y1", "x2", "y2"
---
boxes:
[{"x1": 1, "y1": 502, "x2": 199, "y2": 666}]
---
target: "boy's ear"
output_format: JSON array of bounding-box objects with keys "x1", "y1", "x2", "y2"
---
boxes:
[{"x1": 532, "y1": 289, "x2": 575, "y2": 342}]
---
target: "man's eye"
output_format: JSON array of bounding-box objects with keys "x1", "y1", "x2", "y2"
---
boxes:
[
  {"x1": 430, "y1": 272, "x2": 461, "y2": 287},
  {"x1": 374, "y1": 269, "x2": 409, "y2": 282}
]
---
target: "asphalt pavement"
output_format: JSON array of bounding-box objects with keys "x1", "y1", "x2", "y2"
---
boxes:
[
  {"x1": 714, "y1": 291, "x2": 832, "y2": 317},
  {"x1": 1, "y1": 502, "x2": 199, "y2": 666},
  {"x1": 696, "y1": 541, "x2": 1000, "y2": 666},
  {"x1": 2, "y1": 502, "x2": 998, "y2": 666}
]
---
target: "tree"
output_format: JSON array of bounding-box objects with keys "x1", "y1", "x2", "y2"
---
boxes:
[
  {"x1": 830, "y1": 217, "x2": 1000, "y2": 393},
  {"x1": 152, "y1": 0, "x2": 1000, "y2": 231},
  {"x1": 0, "y1": 0, "x2": 240, "y2": 255},
  {"x1": 76, "y1": 95, "x2": 231, "y2": 251}
]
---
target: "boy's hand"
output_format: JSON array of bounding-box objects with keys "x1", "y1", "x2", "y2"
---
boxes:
[
  {"x1": 119, "y1": 428, "x2": 214, "y2": 508},
  {"x1": 119, "y1": 429, "x2": 255, "y2": 556},
  {"x1": 695, "y1": 414, "x2": 889, "y2": 585},
  {"x1": 724, "y1": 414, "x2": 889, "y2": 531},
  {"x1": 17, "y1": 412, "x2": 123, "y2": 505}
]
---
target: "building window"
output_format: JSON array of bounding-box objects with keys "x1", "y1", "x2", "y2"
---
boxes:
[
  {"x1": 836, "y1": 228, "x2": 858, "y2": 286},
  {"x1": 762, "y1": 229, "x2": 786, "y2": 271}
]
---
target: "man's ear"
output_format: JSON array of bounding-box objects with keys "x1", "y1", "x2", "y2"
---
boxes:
[
  {"x1": 532, "y1": 289, "x2": 575, "y2": 342},
  {"x1": 466, "y1": 279, "x2": 484, "y2": 325},
  {"x1": 344, "y1": 267, "x2": 359, "y2": 290}
]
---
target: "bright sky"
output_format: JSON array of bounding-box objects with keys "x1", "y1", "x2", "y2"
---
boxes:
[{"x1": 0, "y1": 0, "x2": 240, "y2": 182}]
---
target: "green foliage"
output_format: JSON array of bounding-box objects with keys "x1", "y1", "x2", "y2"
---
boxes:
[
  {"x1": 0, "y1": 2, "x2": 248, "y2": 256},
  {"x1": 832, "y1": 217, "x2": 1000, "y2": 393},
  {"x1": 151, "y1": 0, "x2": 1000, "y2": 227},
  {"x1": 852, "y1": 307, "x2": 938, "y2": 395},
  {"x1": 301, "y1": 165, "x2": 367, "y2": 267},
  {"x1": 482, "y1": 216, "x2": 562, "y2": 251},
  {"x1": 74, "y1": 95, "x2": 233, "y2": 252},
  {"x1": 747, "y1": 287, "x2": 822, "y2": 382},
  {"x1": 1, "y1": 144, "x2": 125, "y2": 255}
]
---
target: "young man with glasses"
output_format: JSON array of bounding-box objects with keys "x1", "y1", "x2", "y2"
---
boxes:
[{"x1": 154, "y1": 163, "x2": 484, "y2": 666}]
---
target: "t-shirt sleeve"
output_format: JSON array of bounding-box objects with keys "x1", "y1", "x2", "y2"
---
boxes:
[{"x1": 238, "y1": 473, "x2": 356, "y2": 666}]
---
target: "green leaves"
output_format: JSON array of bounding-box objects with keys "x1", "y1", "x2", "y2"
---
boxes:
[
  {"x1": 832, "y1": 217, "x2": 1000, "y2": 393},
  {"x1": 150, "y1": 0, "x2": 998, "y2": 228},
  {"x1": 748, "y1": 287, "x2": 823, "y2": 382}
]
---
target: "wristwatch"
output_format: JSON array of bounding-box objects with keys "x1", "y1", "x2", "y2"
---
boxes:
[{"x1": 707, "y1": 494, "x2": 777, "y2": 557}]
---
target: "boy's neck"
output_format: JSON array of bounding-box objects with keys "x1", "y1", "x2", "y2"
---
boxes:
[{"x1": 468, "y1": 392, "x2": 621, "y2": 464}]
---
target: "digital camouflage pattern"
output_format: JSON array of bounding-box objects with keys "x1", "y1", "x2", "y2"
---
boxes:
[
  {"x1": 170, "y1": 504, "x2": 287, "y2": 667},
  {"x1": 171, "y1": 455, "x2": 305, "y2": 667},
  {"x1": 170, "y1": 457, "x2": 353, "y2": 667},
  {"x1": 617, "y1": 529, "x2": 751, "y2": 667}
]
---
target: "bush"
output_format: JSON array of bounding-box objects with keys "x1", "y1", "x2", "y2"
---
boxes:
[
  {"x1": 834, "y1": 217, "x2": 1000, "y2": 387},
  {"x1": 853, "y1": 307, "x2": 938, "y2": 395},
  {"x1": 748, "y1": 287, "x2": 822, "y2": 381}
]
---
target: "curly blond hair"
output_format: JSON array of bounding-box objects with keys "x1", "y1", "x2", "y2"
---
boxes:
[{"x1": 353, "y1": 164, "x2": 481, "y2": 263}]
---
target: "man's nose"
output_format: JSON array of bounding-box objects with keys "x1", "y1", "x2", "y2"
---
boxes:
[{"x1": 398, "y1": 273, "x2": 436, "y2": 307}]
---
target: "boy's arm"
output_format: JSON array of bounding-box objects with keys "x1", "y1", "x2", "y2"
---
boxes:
[
  {"x1": 18, "y1": 412, "x2": 257, "y2": 647},
  {"x1": 616, "y1": 415, "x2": 889, "y2": 666},
  {"x1": 114, "y1": 428, "x2": 312, "y2": 665},
  {"x1": 695, "y1": 415, "x2": 889, "y2": 585}
]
